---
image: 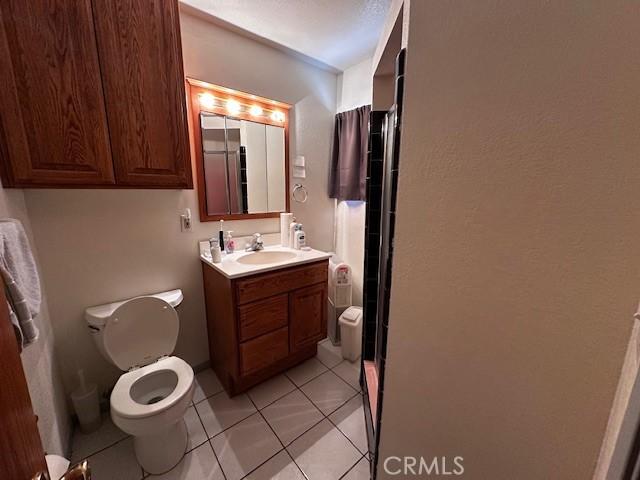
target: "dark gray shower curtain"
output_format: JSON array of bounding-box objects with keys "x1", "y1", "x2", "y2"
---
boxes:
[{"x1": 329, "y1": 105, "x2": 371, "y2": 201}]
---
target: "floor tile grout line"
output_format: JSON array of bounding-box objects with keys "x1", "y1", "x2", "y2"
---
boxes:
[
  {"x1": 238, "y1": 448, "x2": 286, "y2": 480},
  {"x1": 296, "y1": 386, "x2": 365, "y2": 456},
  {"x1": 338, "y1": 453, "x2": 367, "y2": 480},
  {"x1": 79, "y1": 434, "x2": 130, "y2": 463},
  {"x1": 236, "y1": 395, "x2": 295, "y2": 480},
  {"x1": 283, "y1": 364, "x2": 328, "y2": 389},
  {"x1": 282, "y1": 414, "x2": 325, "y2": 449},
  {"x1": 301, "y1": 376, "x2": 360, "y2": 418},
  {"x1": 250, "y1": 383, "x2": 348, "y2": 478},
  {"x1": 195, "y1": 395, "x2": 258, "y2": 442},
  {"x1": 192, "y1": 386, "x2": 227, "y2": 408},
  {"x1": 192, "y1": 401, "x2": 228, "y2": 480},
  {"x1": 326, "y1": 408, "x2": 367, "y2": 456},
  {"x1": 283, "y1": 449, "x2": 311, "y2": 480},
  {"x1": 249, "y1": 380, "x2": 297, "y2": 411},
  {"x1": 330, "y1": 362, "x2": 362, "y2": 391},
  {"x1": 207, "y1": 439, "x2": 229, "y2": 480}
]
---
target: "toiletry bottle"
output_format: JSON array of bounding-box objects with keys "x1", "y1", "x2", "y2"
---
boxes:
[
  {"x1": 224, "y1": 231, "x2": 235, "y2": 253},
  {"x1": 210, "y1": 239, "x2": 222, "y2": 263},
  {"x1": 294, "y1": 226, "x2": 306, "y2": 250},
  {"x1": 219, "y1": 220, "x2": 225, "y2": 252},
  {"x1": 289, "y1": 221, "x2": 298, "y2": 248}
]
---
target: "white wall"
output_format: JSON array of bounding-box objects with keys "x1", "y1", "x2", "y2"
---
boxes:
[
  {"x1": 0, "y1": 182, "x2": 71, "y2": 456},
  {"x1": 23, "y1": 9, "x2": 337, "y2": 395},
  {"x1": 336, "y1": 58, "x2": 373, "y2": 113},
  {"x1": 334, "y1": 58, "x2": 373, "y2": 305},
  {"x1": 377, "y1": 1, "x2": 640, "y2": 479}
]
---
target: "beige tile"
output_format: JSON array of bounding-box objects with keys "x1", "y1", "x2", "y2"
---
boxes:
[
  {"x1": 287, "y1": 419, "x2": 361, "y2": 480},
  {"x1": 329, "y1": 395, "x2": 367, "y2": 454},
  {"x1": 316, "y1": 340, "x2": 343, "y2": 368},
  {"x1": 192, "y1": 369, "x2": 224, "y2": 404},
  {"x1": 150, "y1": 442, "x2": 224, "y2": 480},
  {"x1": 332, "y1": 360, "x2": 361, "y2": 390},
  {"x1": 88, "y1": 437, "x2": 143, "y2": 480},
  {"x1": 301, "y1": 371, "x2": 357, "y2": 415},
  {"x1": 342, "y1": 456, "x2": 371, "y2": 480},
  {"x1": 262, "y1": 390, "x2": 323, "y2": 445},
  {"x1": 248, "y1": 374, "x2": 296, "y2": 410},
  {"x1": 71, "y1": 415, "x2": 128, "y2": 462},
  {"x1": 211, "y1": 413, "x2": 283, "y2": 480},
  {"x1": 245, "y1": 450, "x2": 305, "y2": 480},
  {"x1": 184, "y1": 406, "x2": 207, "y2": 452},
  {"x1": 285, "y1": 358, "x2": 327, "y2": 386},
  {"x1": 195, "y1": 392, "x2": 256, "y2": 438}
]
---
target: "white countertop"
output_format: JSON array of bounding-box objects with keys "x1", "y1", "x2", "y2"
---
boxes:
[{"x1": 200, "y1": 245, "x2": 331, "y2": 279}]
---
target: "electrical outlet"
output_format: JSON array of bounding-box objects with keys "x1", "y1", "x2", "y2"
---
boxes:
[{"x1": 180, "y1": 208, "x2": 192, "y2": 232}]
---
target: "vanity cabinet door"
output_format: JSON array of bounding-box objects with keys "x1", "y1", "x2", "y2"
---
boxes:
[
  {"x1": 289, "y1": 283, "x2": 327, "y2": 353},
  {"x1": 92, "y1": 0, "x2": 192, "y2": 188},
  {"x1": 0, "y1": 0, "x2": 115, "y2": 187}
]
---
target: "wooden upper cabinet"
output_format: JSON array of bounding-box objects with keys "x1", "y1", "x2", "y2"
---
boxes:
[
  {"x1": 0, "y1": 0, "x2": 115, "y2": 186},
  {"x1": 92, "y1": 0, "x2": 192, "y2": 188}
]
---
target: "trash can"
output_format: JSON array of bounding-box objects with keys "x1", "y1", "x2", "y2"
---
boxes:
[{"x1": 338, "y1": 306, "x2": 363, "y2": 362}]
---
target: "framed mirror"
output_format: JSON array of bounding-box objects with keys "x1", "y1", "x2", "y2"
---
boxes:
[{"x1": 187, "y1": 79, "x2": 290, "y2": 221}]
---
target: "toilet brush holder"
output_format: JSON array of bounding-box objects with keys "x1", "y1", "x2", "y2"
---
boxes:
[{"x1": 71, "y1": 383, "x2": 101, "y2": 433}]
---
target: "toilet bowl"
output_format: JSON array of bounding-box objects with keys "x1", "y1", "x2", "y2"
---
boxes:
[{"x1": 85, "y1": 290, "x2": 195, "y2": 475}]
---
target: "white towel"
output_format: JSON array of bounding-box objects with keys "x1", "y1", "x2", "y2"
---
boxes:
[{"x1": 0, "y1": 219, "x2": 40, "y2": 349}]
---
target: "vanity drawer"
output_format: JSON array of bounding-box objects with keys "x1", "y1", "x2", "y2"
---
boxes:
[
  {"x1": 238, "y1": 294, "x2": 288, "y2": 341},
  {"x1": 240, "y1": 327, "x2": 289, "y2": 375},
  {"x1": 235, "y1": 261, "x2": 328, "y2": 305}
]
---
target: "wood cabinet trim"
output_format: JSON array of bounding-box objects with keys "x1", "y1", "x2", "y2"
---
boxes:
[
  {"x1": 186, "y1": 79, "x2": 290, "y2": 221},
  {"x1": 0, "y1": 0, "x2": 115, "y2": 188},
  {"x1": 235, "y1": 261, "x2": 328, "y2": 305},
  {"x1": 239, "y1": 326, "x2": 289, "y2": 376},
  {"x1": 289, "y1": 282, "x2": 328, "y2": 353},
  {"x1": 92, "y1": 0, "x2": 192, "y2": 189},
  {"x1": 238, "y1": 294, "x2": 288, "y2": 342},
  {"x1": 0, "y1": 0, "x2": 192, "y2": 190},
  {"x1": 203, "y1": 259, "x2": 329, "y2": 395}
]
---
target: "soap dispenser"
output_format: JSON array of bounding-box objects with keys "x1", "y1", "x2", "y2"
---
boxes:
[
  {"x1": 224, "y1": 231, "x2": 235, "y2": 254},
  {"x1": 294, "y1": 224, "x2": 306, "y2": 250}
]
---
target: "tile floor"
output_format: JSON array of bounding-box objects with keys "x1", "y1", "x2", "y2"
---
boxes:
[{"x1": 71, "y1": 340, "x2": 370, "y2": 480}]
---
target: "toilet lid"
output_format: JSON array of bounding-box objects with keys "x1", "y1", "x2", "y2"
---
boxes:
[{"x1": 103, "y1": 296, "x2": 179, "y2": 371}]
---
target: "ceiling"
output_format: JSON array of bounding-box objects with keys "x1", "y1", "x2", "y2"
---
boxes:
[{"x1": 180, "y1": 0, "x2": 391, "y2": 72}]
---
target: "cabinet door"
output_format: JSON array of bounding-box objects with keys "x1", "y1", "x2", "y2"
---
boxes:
[
  {"x1": 92, "y1": 0, "x2": 192, "y2": 188},
  {"x1": 0, "y1": 0, "x2": 114, "y2": 187},
  {"x1": 289, "y1": 283, "x2": 327, "y2": 353}
]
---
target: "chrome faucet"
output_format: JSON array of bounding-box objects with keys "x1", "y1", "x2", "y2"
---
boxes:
[{"x1": 245, "y1": 233, "x2": 264, "y2": 252}]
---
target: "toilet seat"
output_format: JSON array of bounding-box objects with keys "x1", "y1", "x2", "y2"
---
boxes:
[
  {"x1": 111, "y1": 356, "x2": 194, "y2": 419},
  {"x1": 103, "y1": 296, "x2": 180, "y2": 371}
]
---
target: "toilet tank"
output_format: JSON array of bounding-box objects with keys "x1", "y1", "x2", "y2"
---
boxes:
[{"x1": 84, "y1": 289, "x2": 183, "y2": 365}]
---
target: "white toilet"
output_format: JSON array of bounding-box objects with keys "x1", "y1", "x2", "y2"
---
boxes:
[{"x1": 85, "y1": 289, "x2": 195, "y2": 475}]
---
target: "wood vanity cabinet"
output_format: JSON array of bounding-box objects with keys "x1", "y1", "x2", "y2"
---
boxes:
[
  {"x1": 0, "y1": 0, "x2": 191, "y2": 189},
  {"x1": 203, "y1": 260, "x2": 329, "y2": 395}
]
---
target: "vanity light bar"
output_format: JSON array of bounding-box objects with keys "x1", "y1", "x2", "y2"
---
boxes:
[{"x1": 198, "y1": 92, "x2": 285, "y2": 122}]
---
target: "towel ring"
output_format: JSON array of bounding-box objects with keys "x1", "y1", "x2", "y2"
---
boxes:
[{"x1": 292, "y1": 183, "x2": 308, "y2": 203}]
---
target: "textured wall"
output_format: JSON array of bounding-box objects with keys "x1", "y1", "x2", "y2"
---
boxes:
[
  {"x1": 0, "y1": 182, "x2": 71, "y2": 456},
  {"x1": 377, "y1": 1, "x2": 640, "y2": 478},
  {"x1": 24, "y1": 10, "x2": 337, "y2": 395}
]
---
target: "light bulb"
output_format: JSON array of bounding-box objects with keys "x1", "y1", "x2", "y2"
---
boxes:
[
  {"x1": 226, "y1": 99, "x2": 241, "y2": 115},
  {"x1": 270, "y1": 111, "x2": 285, "y2": 122},
  {"x1": 199, "y1": 93, "x2": 215, "y2": 109},
  {"x1": 249, "y1": 105, "x2": 263, "y2": 116}
]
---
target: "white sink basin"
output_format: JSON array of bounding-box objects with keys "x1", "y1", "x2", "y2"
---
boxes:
[{"x1": 236, "y1": 250, "x2": 298, "y2": 265}]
